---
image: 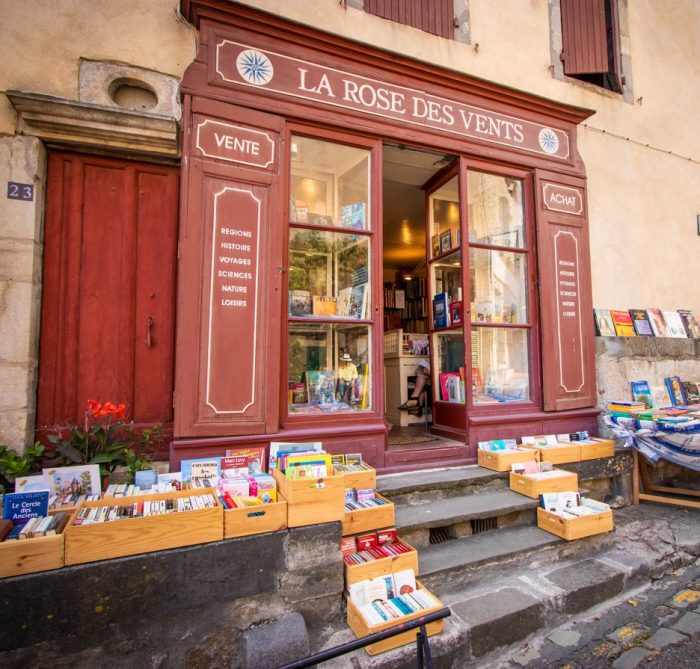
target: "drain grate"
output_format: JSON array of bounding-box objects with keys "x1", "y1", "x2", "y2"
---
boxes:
[
  {"x1": 429, "y1": 525, "x2": 456, "y2": 545},
  {"x1": 470, "y1": 517, "x2": 498, "y2": 535}
]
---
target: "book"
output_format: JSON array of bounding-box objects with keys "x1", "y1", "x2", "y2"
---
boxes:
[
  {"x1": 269, "y1": 441, "x2": 322, "y2": 470},
  {"x1": 593, "y1": 309, "x2": 615, "y2": 336},
  {"x1": 2, "y1": 491, "x2": 49, "y2": 524},
  {"x1": 340, "y1": 202, "x2": 366, "y2": 229},
  {"x1": 221, "y1": 447, "x2": 266, "y2": 477},
  {"x1": 665, "y1": 376, "x2": 687, "y2": 406},
  {"x1": 663, "y1": 311, "x2": 688, "y2": 338},
  {"x1": 14, "y1": 474, "x2": 51, "y2": 493},
  {"x1": 539, "y1": 491, "x2": 580, "y2": 514},
  {"x1": 439, "y1": 229, "x2": 452, "y2": 253},
  {"x1": 393, "y1": 569, "x2": 417, "y2": 595},
  {"x1": 180, "y1": 457, "x2": 221, "y2": 482},
  {"x1": 647, "y1": 308, "x2": 669, "y2": 337},
  {"x1": 629, "y1": 309, "x2": 654, "y2": 336},
  {"x1": 449, "y1": 300, "x2": 463, "y2": 326},
  {"x1": 304, "y1": 370, "x2": 336, "y2": 405},
  {"x1": 431, "y1": 234, "x2": 440, "y2": 257},
  {"x1": 290, "y1": 290, "x2": 312, "y2": 317},
  {"x1": 433, "y1": 293, "x2": 450, "y2": 329},
  {"x1": 630, "y1": 380, "x2": 653, "y2": 408},
  {"x1": 349, "y1": 283, "x2": 368, "y2": 319},
  {"x1": 336, "y1": 287, "x2": 353, "y2": 317},
  {"x1": 312, "y1": 295, "x2": 337, "y2": 316},
  {"x1": 681, "y1": 381, "x2": 700, "y2": 404},
  {"x1": 611, "y1": 310, "x2": 635, "y2": 336},
  {"x1": 43, "y1": 465, "x2": 101, "y2": 497},
  {"x1": 678, "y1": 309, "x2": 700, "y2": 338}
]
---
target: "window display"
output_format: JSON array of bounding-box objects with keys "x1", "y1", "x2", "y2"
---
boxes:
[
  {"x1": 433, "y1": 331, "x2": 466, "y2": 403},
  {"x1": 429, "y1": 176, "x2": 460, "y2": 258},
  {"x1": 470, "y1": 248, "x2": 528, "y2": 324},
  {"x1": 468, "y1": 171, "x2": 524, "y2": 248}
]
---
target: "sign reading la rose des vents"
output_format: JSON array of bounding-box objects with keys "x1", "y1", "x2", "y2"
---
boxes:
[{"x1": 215, "y1": 41, "x2": 571, "y2": 161}]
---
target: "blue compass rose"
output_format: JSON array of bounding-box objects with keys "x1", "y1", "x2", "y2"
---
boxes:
[
  {"x1": 236, "y1": 49, "x2": 274, "y2": 86},
  {"x1": 538, "y1": 128, "x2": 560, "y2": 155}
]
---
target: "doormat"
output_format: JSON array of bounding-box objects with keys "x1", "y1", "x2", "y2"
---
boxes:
[{"x1": 387, "y1": 433, "x2": 436, "y2": 446}]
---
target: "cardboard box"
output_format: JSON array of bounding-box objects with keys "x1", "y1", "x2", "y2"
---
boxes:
[
  {"x1": 272, "y1": 468, "x2": 345, "y2": 527},
  {"x1": 342, "y1": 494, "x2": 395, "y2": 536},
  {"x1": 537, "y1": 507, "x2": 614, "y2": 540}
]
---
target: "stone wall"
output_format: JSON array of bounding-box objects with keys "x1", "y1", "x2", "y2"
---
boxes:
[{"x1": 0, "y1": 523, "x2": 344, "y2": 669}]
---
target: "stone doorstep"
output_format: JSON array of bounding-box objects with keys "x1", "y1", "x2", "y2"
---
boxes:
[{"x1": 377, "y1": 465, "x2": 505, "y2": 500}]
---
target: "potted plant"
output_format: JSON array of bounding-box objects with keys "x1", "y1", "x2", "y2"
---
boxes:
[
  {"x1": 0, "y1": 442, "x2": 45, "y2": 493},
  {"x1": 124, "y1": 448, "x2": 157, "y2": 489}
]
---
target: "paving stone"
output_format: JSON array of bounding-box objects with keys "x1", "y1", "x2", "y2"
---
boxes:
[
  {"x1": 643, "y1": 627, "x2": 687, "y2": 650},
  {"x1": 511, "y1": 644, "x2": 541, "y2": 666},
  {"x1": 548, "y1": 630, "x2": 581, "y2": 647},
  {"x1": 654, "y1": 605, "x2": 677, "y2": 620},
  {"x1": 612, "y1": 647, "x2": 652, "y2": 669},
  {"x1": 669, "y1": 588, "x2": 700, "y2": 609},
  {"x1": 670, "y1": 611, "x2": 700, "y2": 637},
  {"x1": 606, "y1": 622, "x2": 650, "y2": 645},
  {"x1": 545, "y1": 559, "x2": 625, "y2": 614},
  {"x1": 452, "y1": 587, "x2": 545, "y2": 658},
  {"x1": 241, "y1": 612, "x2": 309, "y2": 669}
]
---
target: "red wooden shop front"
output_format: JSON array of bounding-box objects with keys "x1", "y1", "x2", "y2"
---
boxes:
[{"x1": 172, "y1": 1, "x2": 599, "y2": 471}]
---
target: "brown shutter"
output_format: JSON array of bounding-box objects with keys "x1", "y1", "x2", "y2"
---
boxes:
[
  {"x1": 560, "y1": 0, "x2": 609, "y2": 75},
  {"x1": 535, "y1": 172, "x2": 597, "y2": 412},
  {"x1": 365, "y1": 0, "x2": 453, "y2": 38}
]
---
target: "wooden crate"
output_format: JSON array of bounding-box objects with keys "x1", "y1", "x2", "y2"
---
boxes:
[
  {"x1": 344, "y1": 542, "x2": 419, "y2": 587},
  {"x1": 509, "y1": 468, "x2": 579, "y2": 499},
  {"x1": 339, "y1": 464, "x2": 377, "y2": 490},
  {"x1": 272, "y1": 468, "x2": 345, "y2": 527},
  {"x1": 537, "y1": 507, "x2": 614, "y2": 540},
  {"x1": 346, "y1": 581, "x2": 444, "y2": 655},
  {"x1": 0, "y1": 532, "x2": 64, "y2": 578},
  {"x1": 342, "y1": 495, "x2": 395, "y2": 536},
  {"x1": 579, "y1": 438, "x2": 615, "y2": 461},
  {"x1": 64, "y1": 489, "x2": 223, "y2": 566},
  {"x1": 477, "y1": 448, "x2": 539, "y2": 472},
  {"x1": 530, "y1": 443, "x2": 581, "y2": 464},
  {"x1": 224, "y1": 495, "x2": 288, "y2": 538}
]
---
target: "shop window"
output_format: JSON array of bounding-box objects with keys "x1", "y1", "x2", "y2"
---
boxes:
[
  {"x1": 560, "y1": 0, "x2": 622, "y2": 93},
  {"x1": 287, "y1": 134, "x2": 374, "y2": 416},
  {"x1": 363, "y1": 0, "x2": 455, "y2": 39}
]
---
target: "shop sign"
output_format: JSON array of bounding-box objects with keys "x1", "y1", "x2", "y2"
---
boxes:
[
  {"x1": 206, "y1": 186, "x2": 260, "y2": 413},
  {"x1": 215, "y1": 40, "x2": 571, "y2": 161},
  {"x1": 195, "y1": 118, "x2": 276, "y2": 169},
  {"x1": 542, "y1": 182, "x2": 583, "y2": 215},
  {"x1": 554, "y1": 231, "x2": 584, "y2": 393}
]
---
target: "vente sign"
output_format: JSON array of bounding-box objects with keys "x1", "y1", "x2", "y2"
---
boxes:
[{"x1": 215, "y1": 41, "x2": 571, "y2": 161}]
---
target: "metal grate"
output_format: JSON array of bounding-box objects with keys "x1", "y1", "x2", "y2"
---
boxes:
[
  {"x1": 429, "y1": 525, "x2": 456, "y2": 545},
  {"x1": 470, "y1": 517, "x2": 498, "y2": 535}
]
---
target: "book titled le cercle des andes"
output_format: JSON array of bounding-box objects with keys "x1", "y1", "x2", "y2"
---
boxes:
[{"x1": 2, "y1": 491, "x2": 49, "y2": 525}]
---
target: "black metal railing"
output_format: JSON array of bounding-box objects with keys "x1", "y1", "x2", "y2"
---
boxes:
[{"x1": 277, "y1": 607, "x2": 451, "y2": 669}]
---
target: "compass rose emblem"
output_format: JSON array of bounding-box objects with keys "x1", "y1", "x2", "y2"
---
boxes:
[
  {"x1": 236, "y1": 49, "x2": 274, "y2": 86},
  {"x1": 538, "y1": 128, "x2": 560, "y2": 155}
]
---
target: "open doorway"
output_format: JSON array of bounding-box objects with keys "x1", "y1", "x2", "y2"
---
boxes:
[{"x1": 382, "y1": 143, "x2": 458, "y2": 448}]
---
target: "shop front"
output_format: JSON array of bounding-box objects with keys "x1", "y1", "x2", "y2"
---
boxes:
[{"x1": 172, "y1": 1, "x2": 600, "y2": 470}]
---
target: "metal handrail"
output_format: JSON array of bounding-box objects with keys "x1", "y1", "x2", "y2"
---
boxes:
[{"x1": 277, "y1": 607, "x2": 451, "y2": 669}]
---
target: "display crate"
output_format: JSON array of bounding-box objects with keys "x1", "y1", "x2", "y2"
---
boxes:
[
  {"x1": 339, "y1": 463, "x2": 377, "y2": 490},
  {"x1": 579, "y1": 438, "x2": 615, "y2": 461},
  {"x1": 64, "y1": 489, "x2": 223, "y2": 566},
  {"x1": 477, "y1": 448, "x2": 539, "y2": 472},
  {"x1": 223, "y1": 495, "x2": 288, "y2": 538},
  {"x1": 344, "y1": 542, "x2": 419, "y2": 586},
  {"x1": 346, "y1": 581, "x2": 444, "y2": 655},
  {"x1": 537, "y1": 507, "x2": 614, "y2": 540},
  {"x1": 342, "y1": 495, "x2": 395, "y2": 536},
  {"x1": 0, "y1": 531, "x2": 64, "y2": 578},
  {"x1": 529, "y1": 443, "x2": 581, "y2": 465},
  {"x1": 272, "y1": 468, "x2": 345, "y2": 527},
  {"x1": 509, "y1": 467, "x2": 579, "y2": 499}
]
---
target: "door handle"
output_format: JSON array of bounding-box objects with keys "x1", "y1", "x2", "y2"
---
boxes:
[{"x1": 146, "y1": 316, "x2": 154, "y2": 349}]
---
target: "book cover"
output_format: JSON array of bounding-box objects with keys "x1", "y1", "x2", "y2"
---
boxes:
[
  {"x1": 349, "y1": 283, "x2": 368, "y2": 319},
  {"x1": 593, "y1": 309, "x2": 615, "y2": 336},
  {"x1": 340, "y1": 202, "x2": 366, "y2": 229},
  {"x1": 290, "y1": 290, "x2": 312, "y2": 317},
  {"x1": 678, "y1": 309, "x2": 700, "y2": 338},
  {"x1": 305, "y1": 370, "x2": 336, "y2": 405},
  {"x1": 647, "y1": 308, "x2": 669, "y2": 337},
  {"x1": 221, "y1": 447, "x2": 266, "y2": 477},
  {"x1": 2, "y1": 491, "x2": 49, "y2": 524},
  {"x1": 665, "y1": 376, "x2": 687, "y2": 406},
  {"x1": 432, "y1": 293, "x2": 450, "y2": 329},
  {"x1": 431, "y1": 234, "x2": 440, "y2": 257},
  {"x1": 611, "y1": 310, "x2": 635, "y2": 336},
  {"x1": 43, "y1": 465, "x2": 101, "y2": 496},
  {"x1": 14, "y1": 474, "x2": 51, "y2": 493},
  {"x1": 345, "y1": 452, "x2": 363, "y2": 466},
  {"x1": 180, "y1": 457, "x2": 221, "y2": 482},
  {"x1": 682, "y1": 381, "x2": 700, "y2": 404},
  {"x1": 439, "y1": 229, "x2": 452, "y2": 254},
  {"x1": 630, "y1": 380, "x2": 653, "y2": 408},
  {"x1": 629, "y1": 309, "x2": 654, "y2": 336},
  {"x1": 393, "y1": 569, "x2": 417, "y2": 595},
  {"x1": 312, "y1": 295, "x2": 337, "y2": 316},
  {"x1": 663, "y1": 311, "x2": 688, "y2": 338},
  {"x1": 449, "y1": 300, "x2": 463, "y2": 326},
  {"x1": 336, "y1": 287, "x2": 353, "y2": 317}
]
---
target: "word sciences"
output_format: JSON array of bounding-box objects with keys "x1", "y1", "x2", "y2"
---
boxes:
[{"x1": 217, "y1": 225, "x2": 255, "y2": 309}]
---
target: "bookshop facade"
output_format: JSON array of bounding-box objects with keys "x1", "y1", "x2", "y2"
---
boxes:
[{"x1": 173, "y1": 1, "x2": 600, "y2": 469}]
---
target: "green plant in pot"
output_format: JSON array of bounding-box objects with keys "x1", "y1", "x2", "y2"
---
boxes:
[{"x1": 0, "y1": 441, "x2": 45, "y2": 493}]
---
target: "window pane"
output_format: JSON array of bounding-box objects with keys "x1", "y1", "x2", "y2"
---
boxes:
[
  {"x1": 290, "y1": 136, "x2": 370, "y2": 230},
  {"x1": 430, "y1": 250, "x2": 462, "y2": 307},
  {"x1": 470, "y1": 248, "x2": 528, "y2": 324},
  {"x1": 288, "y1": 323, "x2": 372, "y2": 413},
  {"x1": 432, "y1": 331, "x2": 466, "y2": 403},
  {"x1": 429, "y1": 176, "x2": 460, "y2": 258},
  {"x1": 289, "y1": 229, "x2": 370, "y2": 319},
  {"x1": 468, "y1": 171, "x2": 524, "y2": 248},
  {"x1": 471, "y1": 327, "x2": 530, "y2": 403}
]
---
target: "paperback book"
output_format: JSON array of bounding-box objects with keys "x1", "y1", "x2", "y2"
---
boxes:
[
  {"x1": 611, "y1": 310, "x2": 635, "y2": 336},
  {"x1": 630, "y1": 380, "x2": 653, "y2": 408},
  {"x1": 663, "y1": 311, "x2": 688, "y2": 338},
  {"x1": 678, "y1": 309, "x2": 700, "y2": 338},
  {"x1": 43, "y1": 465, "x2": 101, "y2": 497},
  {"x1": 593, "y1": 309, "x2": 615, "y2": 336},
  {"x1": 665, "y1": 376, "x2": 687, "y2": 406},
  {"x1": 2, "y1": 491, "x2": 49, "y2": 525},
  {"x1": 629, "y1": 309, "x2": 654, "y2": 336},
  {"x1": 647, "y1": 308, "x2": 669, "y2": 337}
]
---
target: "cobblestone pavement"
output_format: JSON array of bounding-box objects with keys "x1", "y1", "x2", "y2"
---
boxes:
[{"x1": 492, "y1": 558, "x2": 700, "y2": 669}]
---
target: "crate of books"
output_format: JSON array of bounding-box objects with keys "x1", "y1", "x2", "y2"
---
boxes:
[
  {"x1": 509, "y1": 461, "x2": 578, "y2": 499},
  {"x1": 270, "y1": 442, "x2": 344, "y2": 527},
  {"x1": 342, "y1": 529, "x2": 419, "y2": 586},
  {"x1": 346, "y1": 570, "x2": 444, "y2": 655},
  {"x1": 477, "y1": 440, "x2": 539, "y2": 472},
  {"x1": 223, "y1": 493, "x2": 288, "y2": 539},
  {"x1": 0, "y1": 491, "x2": 70, "y2": 578},
  {"x1": 537, "y1": 493, "x2": 613, "y2": 541},
  {"x1": 333, "y1": 454, "x2": 376, "y2": 489},
  {"x1": 342, "y1": 489, "x2": 394, "y2": 536},
  {"x1": 522, "y1": 435, "x2": 580, "y2": 465},
  {"x1": 64, "y1": 488, "x2": 223, "y2": 565},
  {"x1": 578, "y1": 437, "x2": 615, "y2": 461}
]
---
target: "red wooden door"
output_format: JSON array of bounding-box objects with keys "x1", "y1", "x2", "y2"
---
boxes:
[{"x1": 37, "y1": 152, "x2": 179, "y2": 431}]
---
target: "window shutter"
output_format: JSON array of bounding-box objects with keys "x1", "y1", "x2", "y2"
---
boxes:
[
  {"x1": 364, "y1": 0, "x2": 453, "y2": 39},
  {"x1": 535, "y1": 173, "x2": 597, "y2": 412},
  {"x1": 560, "y1": 0, "x2": 609, "y2": 75}
]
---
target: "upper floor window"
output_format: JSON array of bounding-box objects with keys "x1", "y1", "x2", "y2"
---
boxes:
[
  {"x1": 363, "y1": 0, "x2": 455, "y2": 39},
  {"x1": 560, "y1": 0, "x2": 622, "y2": 93}
]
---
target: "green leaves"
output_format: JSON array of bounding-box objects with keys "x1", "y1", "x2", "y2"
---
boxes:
[{"x1": 0, "y1": 442, "x2": 45, "y2": 493}]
